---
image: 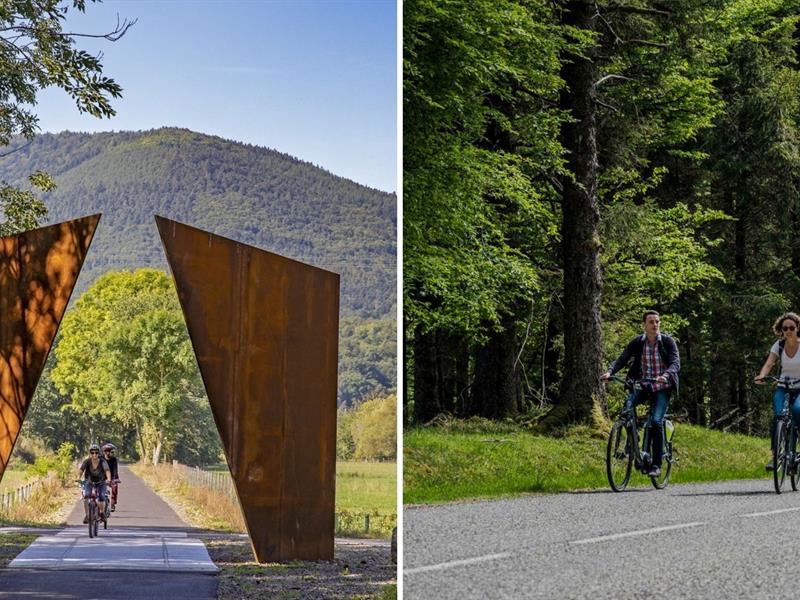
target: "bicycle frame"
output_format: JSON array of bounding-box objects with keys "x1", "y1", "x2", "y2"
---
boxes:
[{"x1": 611, "y1": 377, "x2": 670, "y2": 472}]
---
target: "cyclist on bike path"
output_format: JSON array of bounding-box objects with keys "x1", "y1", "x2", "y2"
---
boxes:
[
  {"x1": 755, "y1": 312, "x2": 800, "y2": 471},
  {"x1": 102, "y1": 443, "x2": 120, "y2": 511},
  {"x1": 600, "y1": 310, "x2": 681, "y2": 478},
  {"x1": 78, "y1": 443, "x2": 111, "y2": 524}
]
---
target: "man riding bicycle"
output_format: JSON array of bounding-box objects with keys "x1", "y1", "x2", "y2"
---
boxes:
[
  {"x1": 600, "y1": 310, "x2": 681, "y2": 478},
  {"x1": 102, "y1": 443, "x2": 120, "y2": 511},
  {"x1": 78, "y1": 443, "x2": 111, "y2": 524}
]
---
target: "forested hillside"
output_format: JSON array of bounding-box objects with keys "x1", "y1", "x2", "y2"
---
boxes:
[
  {"x1": 0, "y1": 128, "x2": 396, "y2": 407},
  {"x1": 405, "y1": 0, "x2": 800, "y2": 434},
  {"x1": 0, "y1": 128, "x2": 396, "y2": 319}
]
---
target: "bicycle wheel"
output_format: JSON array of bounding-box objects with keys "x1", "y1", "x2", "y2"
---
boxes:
[
  {"x1": 651, "y1": 441, "x2": 673, "y2": 490},
  {"x1": 791, "y1": 427, "x2": 800, "y2": 492},
  {"x1": 93, "y1": 511, "x2": 99, "y2": 537},
  {"x1": 774, "y1": 420, "x2": 789, "y2": 494},
  {"x1": 88, "y1": 502, "x2": 95, "y2": 538},
  {"x1": 607, "y1": 421, "x2": 633, "y2": 492}
]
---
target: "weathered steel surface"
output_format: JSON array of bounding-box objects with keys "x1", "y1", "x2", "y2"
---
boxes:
[
  {"x1": 0, "y1": 215, "x2": 100, "y2": 482},
  {"x1": 155, "y1": 216, "x2": 339, "y2": 562}
]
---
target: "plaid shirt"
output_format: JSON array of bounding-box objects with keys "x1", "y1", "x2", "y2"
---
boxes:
[{"x1": 641, "y1": 335, "x2": 669, "y2": 391}]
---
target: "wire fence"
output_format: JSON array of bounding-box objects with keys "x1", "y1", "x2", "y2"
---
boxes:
[
  {"x1": 170, "y1": 461, "x2": 396, "y2": 536},
  {"x1": 0, "y1": 476, "x2": 45, "y2": 513}
]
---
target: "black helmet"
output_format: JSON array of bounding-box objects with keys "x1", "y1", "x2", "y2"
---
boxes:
[
  {"x1": 89, "y1": 443, "x2": 100, "y2": 453},
  {"x1": 102, "y1": 443, "x2": 116, "y2": 452}
]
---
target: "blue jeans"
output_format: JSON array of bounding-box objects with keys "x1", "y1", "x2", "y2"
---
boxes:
[
  {"x1": 625, "y1": 388, "x2": 670, "y2": 468},
  {"x1": 772, "y1": 388, "x2": 800, "y2": 452},
  {"x1": 82, "y1": 480, "x2": 108, "y2": 502}
]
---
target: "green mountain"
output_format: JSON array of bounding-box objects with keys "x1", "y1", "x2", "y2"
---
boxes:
[{"x1": 0, "y1": 128, "x2": 396, "y2": 406}]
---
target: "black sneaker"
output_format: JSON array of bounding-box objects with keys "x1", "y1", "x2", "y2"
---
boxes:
[
  {"x1": 648, "y1": 466, "x2": 661, "y2": 478},
  {"x1": 766, "y1": 462, "x2": 775, "y2": 472}
]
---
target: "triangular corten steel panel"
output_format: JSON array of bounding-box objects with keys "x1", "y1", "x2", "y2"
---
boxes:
[
  {"x1": 155, "y1": 216, "x2": 339, "y2": 563},
  {"x1": 0, "y1": 214, "x2": 101, "y2": 482}
]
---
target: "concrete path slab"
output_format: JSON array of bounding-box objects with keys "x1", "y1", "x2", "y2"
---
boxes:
[{"x1": 9, "y1": 528, "x2": 218, "y2": 572}]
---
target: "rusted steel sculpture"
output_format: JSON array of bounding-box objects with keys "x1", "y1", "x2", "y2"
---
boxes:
[
  {"x1": 155, "y1": 216, "x2": 339, "y2": 562},
  {"x1": 0, "y1": 215, "x2": 101, "y2": 482}
]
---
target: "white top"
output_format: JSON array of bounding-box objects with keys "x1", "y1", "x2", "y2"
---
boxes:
[{"x1": 771, "y1": 341, "x2": 800, "y2": 379}]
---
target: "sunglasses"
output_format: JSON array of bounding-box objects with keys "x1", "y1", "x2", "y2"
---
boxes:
[
  {"x1": 784, "y1": 326, "x2": 797, "y2": 332},
  {"x1": 90, "y1": 451, "x2": 99, "y2": 454}
]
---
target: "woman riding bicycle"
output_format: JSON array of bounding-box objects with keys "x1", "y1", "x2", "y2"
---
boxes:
[
  {"x1": 755, "y1": 312, "x2": 800, "y2": 471},
  {"x1": 78, "y1": 443, "x2": 111, "y2": 524},
  {"x1": 600, "y1": 310, "x2": 681, "y2": 478}
]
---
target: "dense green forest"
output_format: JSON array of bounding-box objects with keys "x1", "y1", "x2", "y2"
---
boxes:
[
  {"x1": 0, "y1": 129, "x2": 396, "y2": 407},
  {"x1": 404, "y1": 0, "x2": 800, "y2": 435}
]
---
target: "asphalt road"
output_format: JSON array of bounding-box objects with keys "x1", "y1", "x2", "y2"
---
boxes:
[
  {"x1": 404, "y1": 478, "x2": 800, "y2": 599},
  {"x1": 65, "y1": 464, "x2": 186, "y2": 527}
]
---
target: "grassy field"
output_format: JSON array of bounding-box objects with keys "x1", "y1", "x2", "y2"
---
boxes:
[
  {"x1": 336, "y1": 461, "x2": 396, "y2": 513},
  {"x1": 404, "y1": 418, "x2": 771, "y2": 504},
  {"x1": 201, "y1": 461, "x2": 397, "y2": 512}
]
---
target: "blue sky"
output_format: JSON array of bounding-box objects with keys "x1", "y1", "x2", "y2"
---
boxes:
[{"x1": 36, "y1": 0, "x2": 397, "y2": 193}]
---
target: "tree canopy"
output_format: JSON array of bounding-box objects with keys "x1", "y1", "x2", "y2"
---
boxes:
[
  {"x1": 51, "y1": 269, "x2": 221, "y2": 465},
  {"x1": 0, "y1": 0, "x2": 131, "y2": 235}
]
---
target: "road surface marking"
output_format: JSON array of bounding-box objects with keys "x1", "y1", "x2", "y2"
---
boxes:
[
  {"x1": 741, "y1": 506, "x2": 800, "y2": 518},
  {"x1": 570, "y1": 522, "x2": 705, "y2": 545},
  {"x1": 404, "y1": 552, "x2": 512, "y2": 575}
]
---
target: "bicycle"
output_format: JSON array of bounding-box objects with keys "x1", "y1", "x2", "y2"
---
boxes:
[
  {"x1": 80, "y1": 480, "x2": 109, "y2": 537},
  {"x1": 761, "y1": 376, "x2": 800, "y2": 494},
  {"x1": 605, "y1": 376, "x2": 675, "y2": 492}
]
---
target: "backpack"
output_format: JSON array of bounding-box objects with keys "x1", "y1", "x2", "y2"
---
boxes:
[{"x1": 777, "y1": 338, "x2": 787, "y2": 373}]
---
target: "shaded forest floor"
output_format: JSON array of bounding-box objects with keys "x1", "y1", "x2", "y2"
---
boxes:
[{"x1": 404, "y1": 418, "x2": 770, "y2": 504}]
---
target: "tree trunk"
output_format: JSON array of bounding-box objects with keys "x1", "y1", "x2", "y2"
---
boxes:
[
  {"x1": 413, "y1": 329, "x2": 441, "y2": 423},
  {"x1": 542, "y1": 295, "x2": 562, "y2": 406},
  {"x1": 791, "y1": 178, "x2": 800, "y2": 299},
  {"x1": 134, "y1": 418, "x2": 146, "y2": 461},
  {"x1": 403, "y1": 315, "x2": 410, "y2": 428},
  {"x1": 542, "y1": 0, "x2": 604, "y2": 428},
  {"x1": 438, "y1": 331, "x2": 469, "y2": 417},
  {"x1": 151, "y1": 430, "x2": 163, "y2": 466},
  {"x1": 472, "y1": 314, "x2": 520, "y2": 419}
]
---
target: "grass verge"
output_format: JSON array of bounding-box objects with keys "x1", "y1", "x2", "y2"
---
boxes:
[
  {"x1": 202, "y1": 534, "x2": 396, "y2": 600},
  {"x1": 0, "y1": 473, "x2": 75, "y2": 527},
  {"x1": 0, "y1": 533, "x2": 36, "y2": 568},
  {"x1": 132, "y1": 461, "x2": 397, "y2": 538},
  {"x1": 404, "y1": 418, "x2": 771, "y2": 504},
  {"x1": 130, "y1": 464, "x2": 244, "y2": 532}
]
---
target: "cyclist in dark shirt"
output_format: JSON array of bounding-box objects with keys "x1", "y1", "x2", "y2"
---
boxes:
[
  {"x1": 102, "y1": 443, "x2": 120, "y2": 511},
  {"x1": 78, "y1": 443, "x2": 111, "y2": 524}
]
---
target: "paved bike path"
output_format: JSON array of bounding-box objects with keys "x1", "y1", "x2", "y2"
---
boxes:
[{"x1": 1, "y1": 465, "x2": 218, "y2": 599}]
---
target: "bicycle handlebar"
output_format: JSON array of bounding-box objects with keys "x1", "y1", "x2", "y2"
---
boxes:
[
  {"x1": 758, "y1": 375, "x2": 800, "y2": 388},
  {"x1": 606, "y1": 375, "x2": 663, "y2": 388}
]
